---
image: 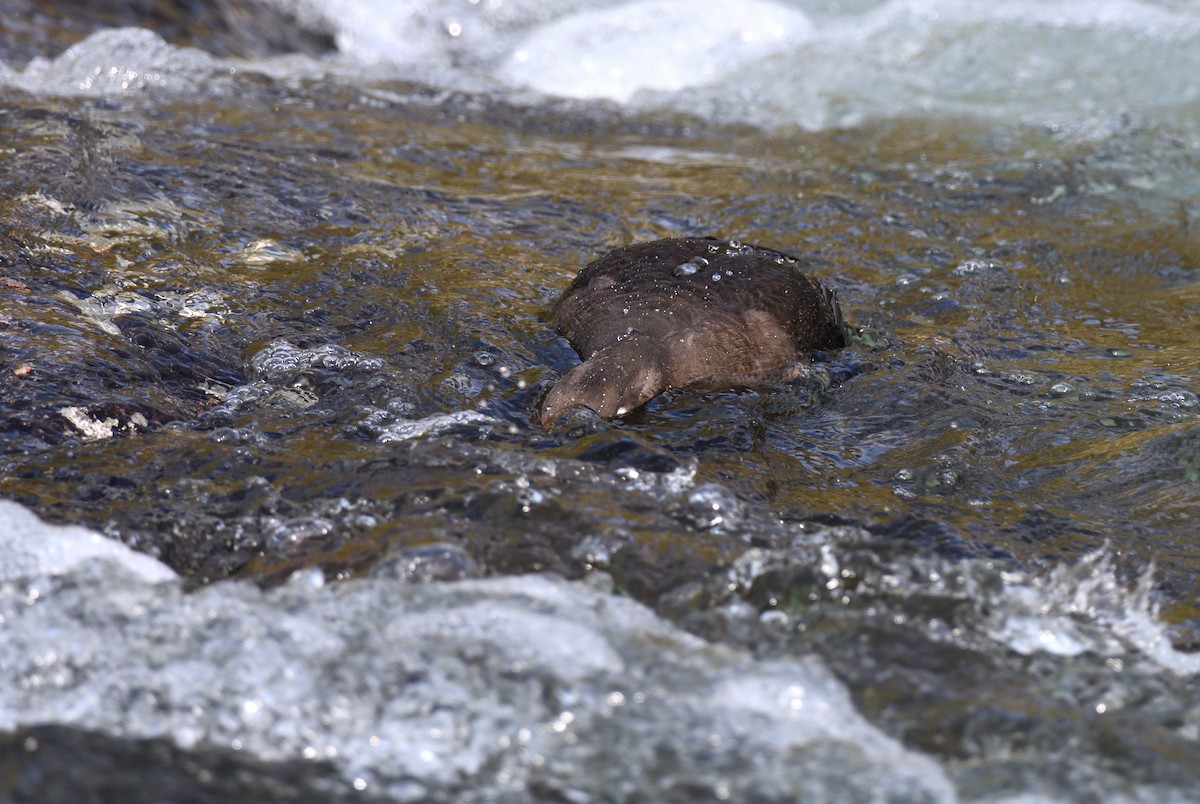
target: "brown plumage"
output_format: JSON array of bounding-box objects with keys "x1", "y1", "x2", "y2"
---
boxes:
[{"x1": 539, "y1": 237, "x2": 845, "y2": 427}]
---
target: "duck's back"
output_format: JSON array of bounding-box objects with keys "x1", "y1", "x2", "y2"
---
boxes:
[
  {"x1": 540, "y1": 237, "x2": 844, "y2": 426},
  {"x1": 552, "y1": 237, "x2": 843, "y2": 374}
]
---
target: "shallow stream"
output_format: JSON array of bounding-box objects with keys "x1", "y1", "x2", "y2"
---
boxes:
[{"x1": 2, "y1": 1, "x2": 1200, "y2": 801}]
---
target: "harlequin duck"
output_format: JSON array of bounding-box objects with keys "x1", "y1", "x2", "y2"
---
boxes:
[{"x1": 539, "y1": 236, "x2": 844, "y2": 427}]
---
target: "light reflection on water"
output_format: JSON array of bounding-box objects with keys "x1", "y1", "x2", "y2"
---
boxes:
[{"x1": 1, "y1": 89, "x2": 1198, "y2": 599}]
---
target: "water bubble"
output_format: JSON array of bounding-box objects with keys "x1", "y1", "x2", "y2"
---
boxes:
[
  {"x1": 952, "y1": 259, "x2": 994, "y2": 275},
  {"x1": 571, "y1": 530, "x2": 633, "y2": 569},
  {"x1": 684, "y1": 482, "x2": 742, "y2": 530},
  {"x1": 313, "y1": 345, "x2": 361, "y2": 371},
  {"x1": 673, "y1": 256, "x2": 708, "y2": 277},
  {"x1": 711, "y1": 272, "x2": 722, "y2": 282},
  {"x1": 474, "y1": 351, "x2": 496, "y2": 367},
  {"x1": 284, "y1": 567, "x2": 325, "y2": 592},
  {"x1": 386, "y1": 397, "x2": 417, "y2": 416},
  {"x1": 208, "y1": 427, "x2": 254, "y2": 445},
  {"x1": 1159, "y1": 390, "x2": 1199, "y2": 409},
  {"x1": 249, "y1": 339, "x2": 382, "y2": 380},
  {"x1": 264, "y1": 517, "x2": 335, "y2": 551},
  {"x1": 759, "y1": 609, "x2": 790, "y2": 628},
  {"x1": 517, "y1": 487, "x2": 545, "y2": 513},
  {"x1": 249, "y1": 340, "x2": 305, "y2": 378},
  {"x1": 441, "y1": 373, "x2": 471, "y2": 392},
  {"x1": 374, "y1": 543, "x2": 477, "y2": 583},
  {"x1": 270, "y1": 387, "x2": 320, "y2": 410},
  {"x1": 1048, "y1": 382, "x2": 1074, "y2": 397},
  {"x1": 375, "y1": 410, "x2": 494, "y2": 442},
  {"x1": 356, "y1": 357, "x2": 385, "y2": 373},
  {"x1": 1033, "y1": 185, "x2": 1067, "y2": 205},
  {"x1": 241, "y1": 238, "x2": 304, "y2": 267},
  {"x1": 935, "y1": 468, "x2": 961, "y2": 488},
  {"x1": 727, "y1": 548, "x2": 774, "y2": 589}
]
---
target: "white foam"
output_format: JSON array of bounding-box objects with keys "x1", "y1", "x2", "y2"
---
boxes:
[
  {"x1": 6, "y1": 1, "x2": 1200, "y2": 131},
  {"x1": 500, "y1": 0, "x2": 813, "y2": 103},
  {"x1": 303, "y1": 0, "x2": 1200, "y2": 129},
  {"x1": 0, "y1": 532, "x2": 955, "y2": 800},
  {"x1": 14, "y1": 27, "x2": 218, "y2": 96},
  {"x1": 987, "y1": 549, "x2": 1200, "y2": 677},
  {"x1": 0, "y1": 500, "x2": 175, "y2": 584}
]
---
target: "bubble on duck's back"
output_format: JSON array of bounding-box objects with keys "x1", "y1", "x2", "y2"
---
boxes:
[{"x1": 673, "y1": 256, "x2": 709, "y2": 277}]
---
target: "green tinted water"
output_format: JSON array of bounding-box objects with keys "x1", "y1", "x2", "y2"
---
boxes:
[{"x1": 2, "y1": 92, "x2": 1199, "y2": 624}]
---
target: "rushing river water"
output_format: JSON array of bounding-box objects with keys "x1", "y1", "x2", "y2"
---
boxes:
[{"x1": 2, "y1": 1, "x2": 1200, "y2": 801}]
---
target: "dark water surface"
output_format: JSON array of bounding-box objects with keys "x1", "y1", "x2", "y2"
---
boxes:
[
  {"x1": 4, "y1": 89, "x2": 1198, "y2": 601},
  {"x1": 3, "y1": 10, "x2": 1200, "y2": 800}
]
